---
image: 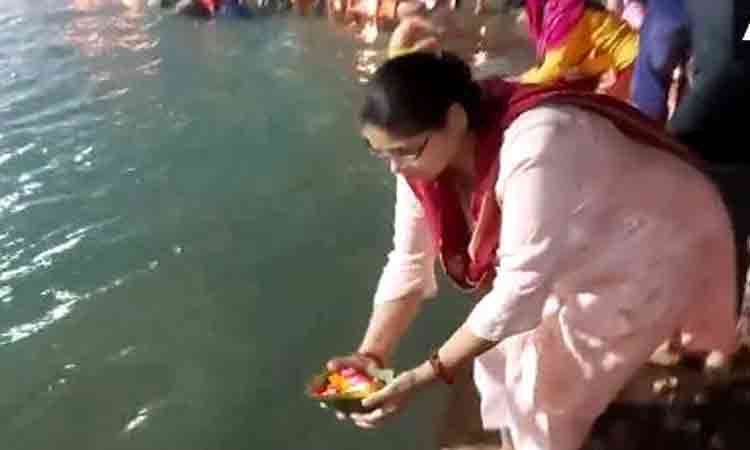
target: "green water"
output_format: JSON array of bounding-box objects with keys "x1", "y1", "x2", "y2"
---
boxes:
[{"x1": 0, "y1": 1, "x2": 494, "y2": 449}]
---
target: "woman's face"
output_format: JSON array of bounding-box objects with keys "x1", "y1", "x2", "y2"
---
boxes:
[{"x1": 361, "y1": 104, "x2": 467, "y2": 180}]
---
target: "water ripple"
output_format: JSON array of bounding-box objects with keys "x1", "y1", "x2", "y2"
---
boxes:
[
  {"x1": 31, "y1": 235, "x2": 84, "y2": 267},
  {"x1": 122, "y1": 398, "x2": 168, "y2": 435},
  {"x1": 0, "y1": 289, "x2": 82, "y2": 345},
  {"x1": 4, "y1": 94, "x2": 92, "y2": 130},
  {"x1": 0, "y1": 249, "x2": 26, "y2": 275},
  {"x1": 0, "y1": 218, "x2": 119, "y2": 285},
  {"x1": 0, "y1": 180, "x2": 46, "y2": 216},
  {"x1": 123, "y1": 406, "x2": 150, "y2": 433},
  {"x1": 0, "y1": 253, "x2": 159, "y2": 347},
  {"x1": 64, "y1": 10, "x2": 159, "y2": 58},
  {"x1": 11, "y1": 194, "x2": 74, "y2": 215},
  {"x1": 135, "y1": 57, "x2": 161, "y2": 76},
  {"x1": 0, "y1": 141, "x2": 37, "y2": 167},
  {"x1": 0, "y1": 285, "x2": 13, "y2": 304}
]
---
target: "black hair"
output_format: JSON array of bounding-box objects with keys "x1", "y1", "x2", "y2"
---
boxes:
[{"x1": 359, "y1": 52, "x2": 483, "y2": 138}]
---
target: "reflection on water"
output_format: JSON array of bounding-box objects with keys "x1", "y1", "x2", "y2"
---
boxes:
[
  {"x1": 354, "y1": 48, "x2": 379, "y2": 83},
  {"x1": 70, "y1": 0, "x2": 148, "y2": 13},
  {"x1": 360, "y1": 19, "x2": 378, "y2": 44},
  {"x1": 2, "y1": 288, "x2": 83, "y2": 345},
  {"x1": 65, "y1": 1, "x2": 160, "y2": 57},
  {"x1": 123, "y1": 406, "x2": 151, "y2": 433}
]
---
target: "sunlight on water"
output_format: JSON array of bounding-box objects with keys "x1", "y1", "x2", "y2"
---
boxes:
[
  {"x1": 123, "y1": 406, "x2": 150, "y2": 432},
  {"x1": 354, "y1": 48, "x2": 380, "y2": 83},
  {"x1": 0, "y1": 252, "x2": 162, "y2": 346},
  {"x1": 360, "y1": 19, "x2": 378, "y2": 44},
  {"x1": 1, "y1": 289, "x2": 82, "y2": 345}
]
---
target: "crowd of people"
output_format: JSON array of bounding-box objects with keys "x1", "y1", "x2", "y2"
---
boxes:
[{"x1": 319, "y1": 1, "x2": 750, "y2": 450}]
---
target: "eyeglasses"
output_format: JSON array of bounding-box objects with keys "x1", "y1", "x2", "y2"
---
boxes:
[{"x1": 365, "y1": 134, "x2": 431, "y2": 162}]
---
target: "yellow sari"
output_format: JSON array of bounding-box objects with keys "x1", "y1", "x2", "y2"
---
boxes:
[{"x1": 521, "y1": 9, "x2": 639, "y2": 84}]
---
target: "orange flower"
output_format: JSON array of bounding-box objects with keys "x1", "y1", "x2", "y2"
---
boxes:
[{"x1": 327, "y1": 373, "x2": 352, "y2": 393}]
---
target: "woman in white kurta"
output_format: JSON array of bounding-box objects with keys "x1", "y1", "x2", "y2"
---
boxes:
[{"x1": 324, "y1": 51, "x2": 738, "y2": 450}]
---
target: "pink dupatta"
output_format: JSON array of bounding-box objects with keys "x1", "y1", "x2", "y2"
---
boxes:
[{"x1": 525, "y1": 0, "x2": 586, "y2": 56}]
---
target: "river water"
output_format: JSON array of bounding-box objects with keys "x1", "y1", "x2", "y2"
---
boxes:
[{"x1": 0, "y1": 1, "x2": 533, "y2": 449}]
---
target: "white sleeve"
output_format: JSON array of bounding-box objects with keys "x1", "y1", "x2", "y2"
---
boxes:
[
  {"x1": 373, "y1": 175, "x2": 438, "y2": 304},
  {"x1": 466, "y1": 107, "x2": 584, "y2": 341}
]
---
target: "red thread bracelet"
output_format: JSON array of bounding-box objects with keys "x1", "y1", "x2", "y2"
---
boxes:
[{"x1": 429, "y1": 350, "x2": 454, "y2": 385}]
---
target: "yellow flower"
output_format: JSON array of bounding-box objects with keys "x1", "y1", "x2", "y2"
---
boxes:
[{"x1": 327, "y1": 373, "x2": 351, "y2": 393}]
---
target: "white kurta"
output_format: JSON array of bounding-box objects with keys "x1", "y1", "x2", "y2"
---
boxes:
[{"x1": 372, "y1": 105, "x2": 738, "y2": 450}]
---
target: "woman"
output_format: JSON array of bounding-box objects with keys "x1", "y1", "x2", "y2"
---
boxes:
[
  {"x1": 519, "y1": 0, "x2": 638, "y2": 101},
  {"x1": 324, "y1": 52, "x2": 739, "y2": 450}
]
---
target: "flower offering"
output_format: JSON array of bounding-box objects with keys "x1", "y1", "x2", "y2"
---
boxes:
[{"x1": 307, "y1": 366, "x2": 393, "y2": 413}]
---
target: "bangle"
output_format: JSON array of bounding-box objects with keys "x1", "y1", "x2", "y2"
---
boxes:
[
  {"x1": 356, "y1": 351, "x2": 385, "y2": 368},
  {"x1": 429, "y1": 349, "x2": 454, "y2": 385},
  {"x1": 387, "y1": 45, "x2": 410, "y2": 59}
]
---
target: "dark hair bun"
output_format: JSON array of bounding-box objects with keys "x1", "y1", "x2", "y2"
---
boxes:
[{"x1": 360, "y1": 51, "x2": 483, "y2": 137}]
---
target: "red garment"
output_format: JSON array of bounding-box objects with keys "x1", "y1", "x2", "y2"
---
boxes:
[
  {"x1": 525, "y1": 0, "x2": 585, "y2": 56},
  {"x1": 405, "y1": 78, "x2": 699, "y2": 293},
  {"x1": 199, "y1": 0, "x2": 221, "y2": 14}
]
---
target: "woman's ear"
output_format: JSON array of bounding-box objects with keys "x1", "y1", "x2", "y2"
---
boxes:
[{"x1": 445, "y1": 103, "x2": 468, "y2": 135}]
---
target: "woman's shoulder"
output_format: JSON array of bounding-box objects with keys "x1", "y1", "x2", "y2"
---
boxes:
[
  {"x1": 499, "y1": 104, "x2": 597, "y2": 178},
  {"x1": 504, "y1": 104, "x2": 581, "y2": 143}
]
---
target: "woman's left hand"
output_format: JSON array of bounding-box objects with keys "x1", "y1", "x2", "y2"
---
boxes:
[{"x1": 349, "y1": 362, "x2": 435, "y2": 429}]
